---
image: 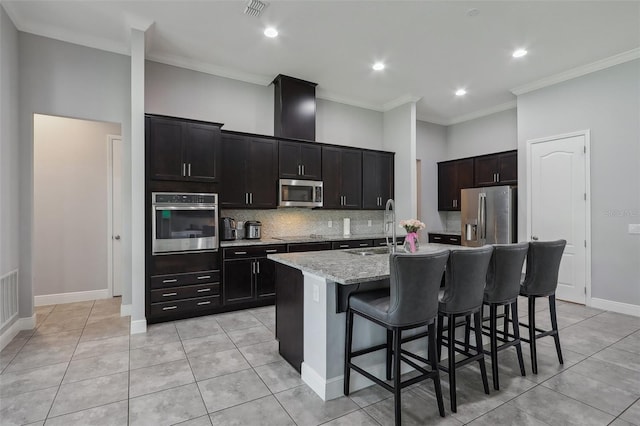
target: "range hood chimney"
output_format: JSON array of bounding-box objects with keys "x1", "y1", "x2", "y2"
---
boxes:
[{"x1": 273, "y1": 74, "x2": 318, "y2": 141}]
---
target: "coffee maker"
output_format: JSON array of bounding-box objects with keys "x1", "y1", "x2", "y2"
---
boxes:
[{"x1": 220, "y1": 217, "x2": 237, "y2": 241}]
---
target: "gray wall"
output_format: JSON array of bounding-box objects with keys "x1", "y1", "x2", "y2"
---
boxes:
[
  {"x1": 446, "y1": 108, "x2": 518, "y2": 159},
  {"x1": 416, "y1": 120, "x2": 447, "y2": 235},
  {"x1": 18, "y1": 33, "x2": 132, "y2": 316},
  {"x1": 145, "y1": 61, "x2": 384, "y2": 150},
  {"x1": 0, "y1": 6, "x2": 20, "y2": 330},
  {"x1": 517, "y1": 59, "x2": 640, "y2": 305}
]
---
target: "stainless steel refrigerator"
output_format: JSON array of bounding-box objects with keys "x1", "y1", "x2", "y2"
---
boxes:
[{"x1": 460, "y1": 185, "x2": 516, "y2": 247}]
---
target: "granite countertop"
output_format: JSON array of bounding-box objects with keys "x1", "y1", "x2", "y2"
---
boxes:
[
  {"x1": 220, "y1": 233, "x2": 406, "y2": 248},
  {"x1": 268, "y1": 243, "x2": 456, "y2": 285}
]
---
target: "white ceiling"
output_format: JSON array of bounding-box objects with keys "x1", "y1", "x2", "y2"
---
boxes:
[{"x1": 4, "y1": 1, "x2": 640, "y2": 124}]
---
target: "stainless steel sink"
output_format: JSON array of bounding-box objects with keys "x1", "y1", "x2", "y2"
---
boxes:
[{"x1": 347, "y1": 247, "x2": 390, "y2": 256}]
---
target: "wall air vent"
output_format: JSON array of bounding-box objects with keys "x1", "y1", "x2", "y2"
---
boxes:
[{"x1": 244, "y1": 0, "x2": 267, "y2": 17}]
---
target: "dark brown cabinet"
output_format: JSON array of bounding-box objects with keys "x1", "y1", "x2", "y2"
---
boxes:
[
  {"x1": 147, "y1": 252, "x2": 221, "y2": 323},
  {"x1": 474, "y1": 150, "x2": 517, "y2": 186},
  {"x1": 146, "y1": 115, "x2": 221, "y2": 182},
  {"x1": 331, "y1": 239, "x2": 373, "y2": 250},
  {"x1": 428, "y1": 233, "x2": 461, "y2": 245},
  {"x1": 322, "y1": 146, "x2": 362, "y2": 209},
  {"x1": 220, "y1": 133, "x2": 278, "y2": 208},
  {"x1": 438, "y1": 158, "x2": 474, "y2": 211},
  {"x1": 362, "y1": 151, "x2": 394, "y2": 209},
  {"x1": 222, "y1": 245, "x2": 287, "y2": 305},
  {"x1": 279, "y1": 140, "x2": 322, "y2": 180}
]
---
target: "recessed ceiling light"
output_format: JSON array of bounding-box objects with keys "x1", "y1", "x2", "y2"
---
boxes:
[
  {"x1": 264, "y1": 27, "x2": 278, "y2": 38},
  {"x1": 512, "y1": 48, "x2": 528, "y2": 58},
  {"x1": 455, "y1": 89, "x2": 467, "y2": 96},
  {"x1": 466, "y1": 8, "x2": 480, "y2": 17},
  {"x1": 372, "y1": 62, "x2": 385, "y2": 71}
]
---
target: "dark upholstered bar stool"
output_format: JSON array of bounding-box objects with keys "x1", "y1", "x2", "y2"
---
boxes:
[
  {"x1": 482, "y1": 243, "x2": 529, "y2": 390},
  {"x1": 437, "y1": 246, "x2": 493, "y2": 413},
  {"x1": 519, "y1": 239, "x2": 567, "y2": 374},
  {"x1": 344, "y1": 251, "x2": 449, "y2": 426}
]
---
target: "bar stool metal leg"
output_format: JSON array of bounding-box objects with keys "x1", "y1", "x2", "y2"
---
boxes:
[
  {"x1": 428, "y1": 322, "x2": 446, "y2": 417},
  {"x1": 510, "y1": 301, "x2": 526, "y2": 376},
  {"x1": 344, "y1": 308, "x2": 354, "y2": 396},
  {"x1": 474, "y1": 311, "x2": 490, "y2": 395},
  {"x1": 447, "y1": 313, "x2": 457, "y2": 413},
  {"x1": 503, "y1": 305, "x2": 510, "y2": 335},
  {"x1": 549, "y1": 295, "x2": 564, "y2": 365},
  {"x1": 437, "y1": 314, "x2": 444, "y2": 362},
  {"x1": 386, "y1": 329, "x2": 393, "y2": 380},
  {"x1": 393, "y1": 328, "x2": 402, "y2": 425},
  {"x1": 528, "y1": 296, "x2": 538, "y2": 374},
  {"x1": 489, "y1": 304, "x2": 499, "y2": 390}
]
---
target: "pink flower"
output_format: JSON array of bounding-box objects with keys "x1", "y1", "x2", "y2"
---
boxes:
[{"x1": 399, "y1": 219, "x2": 425, "y2": 233}]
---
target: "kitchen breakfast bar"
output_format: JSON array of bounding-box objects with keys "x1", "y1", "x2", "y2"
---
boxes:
[{"x1": 268, "y1": 243, "x2": 457, "y2": 401}]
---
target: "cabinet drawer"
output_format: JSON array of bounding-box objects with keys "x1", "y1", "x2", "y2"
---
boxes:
[
  {"x1": 428, "y1": 233, "x2": 461, "y2": 245},
  {"x1": 372, "y1": 237, "x2": 405, "y2": 247},
  {"x1": 150, "y1": 295, "x2": 220, "y2": 317},
  {"x1": 331, "y1": 239, "x2": 373, "y2": 250},
  {"x1": 287, "y1": 242, "x2": 332, "y2": 253},
  {"x1": 150, "y1": 270, "x2": 220, "y2": 289},
  {"x1": 223, "y1": 244, "x2": 287, "y2": 259},
  {"x1": 150, "y1": 283, "x2": 220, "y2": 303}
]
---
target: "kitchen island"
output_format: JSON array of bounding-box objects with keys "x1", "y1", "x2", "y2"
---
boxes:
[{"x1": 268, "y1": 244, "x2": 454, "y2": 401}]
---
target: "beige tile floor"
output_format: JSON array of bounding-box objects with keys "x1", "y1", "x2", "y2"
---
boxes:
[{"x1": 0, "y1": 297, "x2": 639, "y2": 425}]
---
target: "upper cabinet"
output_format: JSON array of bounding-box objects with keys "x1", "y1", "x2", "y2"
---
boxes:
[
  {"x1": 322, "y1": 146, "x2": 362, "y2": 209},
  {"x1": 437, "y1": 158, "x2": 474, "y2": 211},
  {"x1": 362, "y1": 151, "x2": 394, "y2": 210},
  {"x1": 473, "y1": 150, "x2": 517, "y2": 186},
  {"x1": 220, "y1": 133, "x2": 278, "y2": 209},
  {"x1": 278, "y1": 140, "x2": 322, "y2": 180},
  {"x1": 146, "y1": 115, "x2": 221, "y2": 182}
]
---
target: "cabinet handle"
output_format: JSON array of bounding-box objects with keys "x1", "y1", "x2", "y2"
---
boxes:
[
  {"x1": 251, "y1": 262, "x2": 256, "y2": 274},
  {"x1": 162, "y1": 279, "x2": 178, "y2": 284},
  {"x1": 196, "y1": 275, "x2": 211, "y2": 280},
  {"x1": 182, "y1": 163, "x2": 186, "y2": 177},
  {"x1": 197, "y1": 288, "x2": 211, "y2": 293},
  {"x1": 197, "y1": 301, "x2": 211, "y2": 306},
  {"x1": 433, "y1": 236, "x2": 442, "y2": 241},
  {"x1": 265, "y1": 249, "x2": 278, "y2": 253},
  {"x1": 245, "y1": 193, "x2": 248, "y2": 204},
  {"x1": 449, "y1": 237, "x2": 458, "y2": 242},
  {"x1": 249, "y1": 193, "x2": 253, "y2": 205},
  {"x1": 162, "y1": 292, "x2": 178, "y2": 297},
  {"x1": 188, "y1": 163, "x2": 191, "y2": 176},
  {"x1": 302, "y1": 165, "x2": 305, "y2": 175},
  {"x1": 162, "y1": 306, "x2": 177, "y2": 311},
  {"x1": 234, "y1": 251, "x2": 247, "y2": 255},
  {"x1": 359, "y1": 243, "x2": 369, "y2": 247},
  {"x1": 339, "y1": 244, "x2": 349, "y2": 248},
  {"x1": 298, "y1": 165, "x2": 301, "y2": 175},
  {"x1": 496, "y1": 172, "x2": 500, "y2": 182},
  {"x1": 256, "y1": 261, "x2": 260, "y2": 274}
]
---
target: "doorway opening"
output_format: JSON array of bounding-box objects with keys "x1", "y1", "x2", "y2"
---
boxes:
[{"x1": 33, "y1": 114, "x2": 122, "y2": 305}]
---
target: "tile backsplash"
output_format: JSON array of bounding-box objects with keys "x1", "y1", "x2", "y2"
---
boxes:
[
  {"x1": 445, "y1": 212, "x2": 462, "y2": 233},
  {"x1": 221, "y1": 208, "x2": 386, "y2": 239}
]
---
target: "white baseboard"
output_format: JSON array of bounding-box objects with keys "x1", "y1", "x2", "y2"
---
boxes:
[
  {"x1": 591, "y1": 298, "x2": 640, "y2": 317},
  {"x1": 0, "y1": 314, "x2": 36, "y2": 351},
  {"x1": 34, "y1": 289, "x2": 110, "y2": 306},
  {"x1": 120, "y1": 304, "x2": 132, "y2": 317},
  {"x1": 130, "y1": 319, "x2": 147, "y2": 335}
]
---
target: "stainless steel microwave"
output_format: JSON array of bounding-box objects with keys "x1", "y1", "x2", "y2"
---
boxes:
[
  {"x1": 278, "y1": 179, "x2": 323, "y2": 208},
  {"x1": 151, "y1": 192, "x2": 219, "y2": 254}
]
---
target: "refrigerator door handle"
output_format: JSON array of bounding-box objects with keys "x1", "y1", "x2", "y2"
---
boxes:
[{"x1": 478, "y1": 193, "x2": 487, "y2": 240}]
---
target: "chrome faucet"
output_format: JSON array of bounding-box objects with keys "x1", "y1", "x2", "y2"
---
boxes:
[{"x1": 384, "y1": 199, "x2": 396, "y2": 253}]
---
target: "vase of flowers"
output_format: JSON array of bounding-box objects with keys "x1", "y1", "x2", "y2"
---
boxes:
[{"x1": 399, "y1": 219, "x2": 425, "y2": 253}]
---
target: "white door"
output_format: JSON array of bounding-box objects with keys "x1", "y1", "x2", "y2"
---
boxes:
[
  {"x1": 110, "y1": 136, "x2": 123, "y2": 297},
  {"x1": 528, "y1": 131, "x2": 589, "y2": 304}
]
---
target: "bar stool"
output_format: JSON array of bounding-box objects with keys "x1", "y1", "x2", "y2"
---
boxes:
[
  {"x1": 437, "y1": 246, "x2": 493, "y2": 413},
  {"x1": 344, "y1": 250, "x2": 449, "y2": 426},
  {"x1": 482, "y1": 243, "x2": 529, "y2": 390},
  {"x1": 519, "y1": 239, "x2": 567, "y2": 374}
]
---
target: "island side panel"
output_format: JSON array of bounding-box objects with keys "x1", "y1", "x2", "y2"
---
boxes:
[{"x1": 275, "y1": 263, "x2": 304, "y2": 372}]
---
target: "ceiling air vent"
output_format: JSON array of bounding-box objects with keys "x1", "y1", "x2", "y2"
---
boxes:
[{"x1": 244, "y1": 0, "x2": 267, "y2": 17}]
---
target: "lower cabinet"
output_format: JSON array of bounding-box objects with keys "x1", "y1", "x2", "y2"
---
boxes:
[
  {"x1": 147, "y1": 252, "x2": 221, "y2": 323},
  {"x1": 222, "y1": 245, "x2": 287, "y2": 305},
  {"x1": 428, "y1": 233, "x2": 462, "y2": 245}
]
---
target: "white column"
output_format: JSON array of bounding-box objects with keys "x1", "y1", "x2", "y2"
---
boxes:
[
  {"x1": 130, "y1": 28, "x2": 146, "y2": 334},
  {"x1": 383, "y1": 101, "x2": 419, "y2": 223}
]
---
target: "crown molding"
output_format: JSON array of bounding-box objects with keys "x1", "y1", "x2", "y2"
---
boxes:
[
  {"x1": 416, "y1": 115, "x2": 449, "y2": 126},
  {"x1": 2, "y1": 2, "x2": 129, "y2": 55},
  {"x1": 146, "y1": 52, "x2": 273, "y2": 86},
  {"x1": 447, "y1": 100, "x2": 517, "y2": 125},
  {"x1": 511, "y1": 47, "x2": 640, "y2": 96},
  {"x1": 315, "y1": 90, "x2": 384, "y2": 112},
  {"x1": 382, "y1": 95, "x2": 421, "y2": 112}
]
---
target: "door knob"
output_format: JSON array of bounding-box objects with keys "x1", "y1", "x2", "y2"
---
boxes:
[
  {"x1": 531, "y1": 235, "x2": 539, "y2": 241},
  {"x1": 114, "y1": 235, "x2": 121, "y2": 240}
]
